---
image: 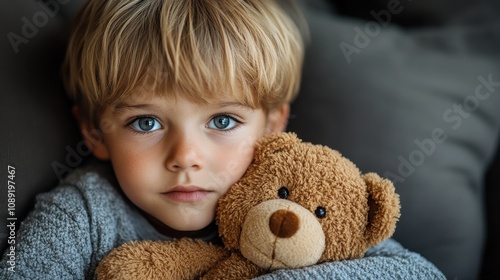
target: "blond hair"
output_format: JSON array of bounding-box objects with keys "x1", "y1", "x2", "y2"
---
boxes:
[{"x1": 64, "y1": 0, "x2": 305, "y2": 126}]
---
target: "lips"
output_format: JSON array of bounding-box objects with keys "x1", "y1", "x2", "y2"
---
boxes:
[{"x1": 162, "y1": 185, "x2": 212, "y2": 203}]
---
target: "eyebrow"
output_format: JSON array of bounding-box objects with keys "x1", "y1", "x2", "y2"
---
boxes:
[
  {"x1": 112, "y1": 101, "x2": 255, "y2": 114},
  {"x1": 112, "y1": 102, "x2": 159, "y2": 113},
  {"x1": 216, "y1": 102, "x2": 255, "y2": 111}
]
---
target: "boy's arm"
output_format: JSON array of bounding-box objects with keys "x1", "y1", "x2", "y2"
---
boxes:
[
  {"x1": 253, "y1": 239, "x2": 446, "y2": 280},
  {"x1": 0, "y1": 186, "x2": 93, "y2": 279}
]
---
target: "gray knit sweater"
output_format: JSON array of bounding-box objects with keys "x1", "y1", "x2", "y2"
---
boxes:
[{"x1": 0, "y1": 163, "x2": 445, "y2": 279}]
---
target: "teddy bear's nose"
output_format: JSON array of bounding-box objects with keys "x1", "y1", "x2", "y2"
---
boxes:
[{"x1": 269, "y1": 209, "x2": 300, "y2": 238}]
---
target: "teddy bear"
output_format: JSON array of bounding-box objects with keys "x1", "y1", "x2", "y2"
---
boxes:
[{"x1": 96, "y1": 132, "x2": 400, "y2": 279}]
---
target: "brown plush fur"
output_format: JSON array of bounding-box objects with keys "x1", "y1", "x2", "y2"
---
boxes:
[
  {"x1": 96, "y1": 239, "x2": 229, "y2": 280},
  {"x1": 97, "y1": 132, "x2": 400, "y2": 279}
]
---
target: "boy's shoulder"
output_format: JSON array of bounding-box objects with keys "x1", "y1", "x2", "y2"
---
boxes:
[
  {"x1": 59, "y1": 161, "x2": 118, "y2": 193},
  {"x1": 37, "y1": 161, "x2": 124, "y2": 212},
  {"x1": 30, "y1": 161, "x2": 156, "y2": 238},
  {"x1": 62, "y1": 160, "x2": 117, "y2": 188}
]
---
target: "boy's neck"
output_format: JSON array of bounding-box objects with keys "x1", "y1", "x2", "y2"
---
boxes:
[{"x1": 144, "y1": 212, "x2": 220, "y2": 242}]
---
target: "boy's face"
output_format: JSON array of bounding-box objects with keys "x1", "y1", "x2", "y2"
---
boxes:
[{"x1": 81, "y1": 93, "x2": 288, "y2": 236}]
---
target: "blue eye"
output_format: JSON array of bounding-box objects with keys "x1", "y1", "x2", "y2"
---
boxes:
[
  {"x1": 208, "y1": 115, "x2": 239, "y2": 130},
  {"x1": 130, "y1": 116, "x2": 162, "y2": 132}
]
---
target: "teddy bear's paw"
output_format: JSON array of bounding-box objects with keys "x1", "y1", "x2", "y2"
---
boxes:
[
  {"x1": 201, "y1": 253, "x2": 264, "y2": 280},
  {"x1": 96, "y1": 239, "x2": 229, "y2": 280}
]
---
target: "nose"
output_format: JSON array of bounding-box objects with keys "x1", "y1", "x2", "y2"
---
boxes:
[
  {"x1": 269, "y1": 209, "x2": 300, "y2": 238},
  {"x1": 165, "y1": 135, "x2": 204, "y2": 172}
]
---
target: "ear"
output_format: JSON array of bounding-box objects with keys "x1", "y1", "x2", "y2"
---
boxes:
[
  {"x1": 72, "y1": 106, "x2": 110, "y2": 160},
  {"x1": 265, "y1": 103, "x2": 290, "y2": 134},
  {"x1": 253, "y1": 132, "x2": 301, "y2": 162},
  {"x1": 362, "y1": 173, "x2": 400, "y2": 246}
]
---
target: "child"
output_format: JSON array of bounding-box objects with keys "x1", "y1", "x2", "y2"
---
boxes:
[{"x1": 0, "y1": 0, "x2": 445, "y2": 279}]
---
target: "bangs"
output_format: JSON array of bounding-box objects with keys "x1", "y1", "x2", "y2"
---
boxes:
[
  {"x1": 64, "y1": 0, "x2": 304, "y2": 125},
  {"x1": 129, "y1": 56, "x2": 261, "y2": 110}
]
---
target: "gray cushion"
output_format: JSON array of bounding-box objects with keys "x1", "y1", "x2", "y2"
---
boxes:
[
  {"x1": 288, "y1": 2, "x2": 500, "y2": 279},
  {"x1": 330, "y1": 0, "x2": 500, "y2": 27}
]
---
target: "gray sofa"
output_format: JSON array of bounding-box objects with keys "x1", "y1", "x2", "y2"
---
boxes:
[{"x1": 1, "y1": 0, "x2": 499, "y2": 279}]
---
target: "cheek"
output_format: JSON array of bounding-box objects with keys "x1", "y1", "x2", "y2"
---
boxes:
[
  {"x1": 216, "y1": 144, "x2": 255, "y2": 189},
  {"x1": 110, "y1": 156, "x2": 145, "y2": 193},
  {"x1": 215, "y1": 124, "x2": 266, "y2": 189},
  {"x1": 106, "y1": 140, "x2": 159, "y2": 191}
]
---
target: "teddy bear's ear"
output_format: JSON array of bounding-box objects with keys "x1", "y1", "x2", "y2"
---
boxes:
[
  {"x1": 362, "y1": 173, "x2": 401, "y2": 247},
  {"x1": 254, "y1": 132, "x2": 302, "y2": 161}
]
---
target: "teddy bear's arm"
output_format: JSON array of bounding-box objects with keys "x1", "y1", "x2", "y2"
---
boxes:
[
  {"x1": 96, "y1": 239, "x2": 229, "y2": 280},
  {"x1": 201, "y1": 252, "x2": 265, "y2": 280}
]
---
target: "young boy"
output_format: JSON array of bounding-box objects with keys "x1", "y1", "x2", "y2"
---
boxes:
[{"x1": 1, "y1": 0, "x2": 445, "y2": 279}]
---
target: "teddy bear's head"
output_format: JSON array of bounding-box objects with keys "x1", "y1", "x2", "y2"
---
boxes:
[{"x1": 216, "y1": 132, "x2": 400, "y2": 271}]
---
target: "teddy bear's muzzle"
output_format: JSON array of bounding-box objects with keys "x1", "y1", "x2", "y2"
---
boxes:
[{"x1": 239, "y1": 199, "x2": 326, "y2": 271}]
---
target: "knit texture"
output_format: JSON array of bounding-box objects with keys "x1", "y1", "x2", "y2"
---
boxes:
[
  {"x1": 0, "y1": 163, "x2": 173, "y2": 279},
  {"x1": 256, "y1": 239, "x2": 446, "y2": 279}
]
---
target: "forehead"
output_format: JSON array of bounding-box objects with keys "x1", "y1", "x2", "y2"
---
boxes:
[
  {"x1": 108, "y1": 88, "x2": 258, "y2": 111},
  {"x1": 114, "y1": 77, "x2": 261, "y2": 110}
]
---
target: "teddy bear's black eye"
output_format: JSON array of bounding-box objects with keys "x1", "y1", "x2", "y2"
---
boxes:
[
  {"x1": 315, "y1": 206, "x2": 327, "y2": 219},
  {"x1": 277, "y1": 186, "x2": 289, "y2": 199}
]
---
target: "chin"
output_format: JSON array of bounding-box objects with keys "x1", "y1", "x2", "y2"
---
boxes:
[
  {"x1": 166, "y1": 220, "x2": 216, "y2": 240},
  {"x1": 168, "y1": 217, "x2": 214, "y2": 232},
  {"x1": 182, "y1": 221, "x2": 212, "y2": 232}
]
